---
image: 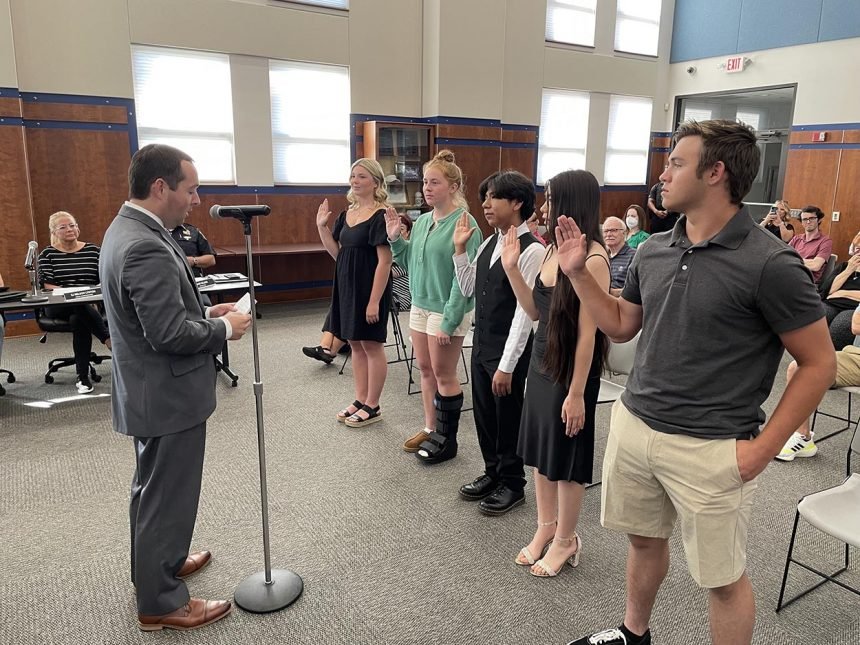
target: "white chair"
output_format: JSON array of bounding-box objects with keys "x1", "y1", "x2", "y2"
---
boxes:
[
  {"x1": 597, "y1": 331, "x2": 640, "y2": 405},
  {"x1": 809, "y1": 385, "x2": 860, "y2": 443},
  {"x1": 776, "y1": 420, "x2": 860, "y2": 611}
]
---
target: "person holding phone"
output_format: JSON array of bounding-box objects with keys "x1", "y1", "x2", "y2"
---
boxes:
[{"x1": 759, "y1": 199, "x2": 793, "y2": 242}]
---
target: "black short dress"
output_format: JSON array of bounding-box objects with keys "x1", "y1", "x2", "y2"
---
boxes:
[
  {"x1": 517, "y1": 275, "x2": 602, "y2": 483},
  {"x1": 328, "y1": 209, "x2": 391, "y2": 343}
]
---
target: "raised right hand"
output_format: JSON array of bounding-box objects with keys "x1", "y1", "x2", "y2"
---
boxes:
[
  {"x1": 500, "y1": 225, "x2": 521, "y2": 272},
  {"x1": 316, "y1": 199, "x2": 332, "y2": 228},
  {"x1": 224, "y1": 311, "x2": 252, "y2": 340},
  {"x1": 556, "y1": 215, "x2": 589, "y2": 278},
  {"x1": 453, "y1": 211, "x2": 476, "y2": 253},
  {"x1": 848, "y1": 254, "x2": 860, "y2": 271},
  {"x1": 384, "y1": 206, "x2": 402, "y2": 240}
]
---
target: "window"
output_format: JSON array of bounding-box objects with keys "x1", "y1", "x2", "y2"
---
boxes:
[
  {"x1": 131, "y1": 46, "x2": 235, "y2": 183},
  {"x1": 736, "y1": 110, "x2": 761, "y2": 131},
  {"x1": 604, "y1": 95, "x2": 653, "y2": 184},
  {"x1": 537, "y1": 89, "x2": 590, "y2": 184},
  {"x1": 614, "y1": 0, "x2": 661, "y2": 57},
  {"x1": 269, "y1": 60, "x2": 350, "y2": 184},
  {"x1": 273, "y1": 0, "x2": 348, "y2": 8},
  {"x1": 545, "y1": 0, "x2": 597, "y2": 47},
  {"x1": 682, "y1": 105, "x2": 713, "y2": 122}
]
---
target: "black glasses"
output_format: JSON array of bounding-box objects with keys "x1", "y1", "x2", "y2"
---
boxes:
[{"x1": 800, "y1": 217, "x2": 818, "y2": 223}]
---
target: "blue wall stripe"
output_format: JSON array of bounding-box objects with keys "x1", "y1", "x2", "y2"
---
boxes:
[
  {"x1": 601, "y1": 185, "x2": 648, "y2": 192},
  {"x1": 198, "y1": 184, "x2": 349, "y2": 195},
  {"x1": 435, "y1": 137, "x2": 536, "y2": 148},
  {"x1": 351, "y1": 113, "x2": 536, "y2": 131},
  {"x1": 0, "y1": 87, "x2": 21, "y2": 98},
  {"x1": 22, "y1": 120, "x2": 128, "y2": 131},
  {"x1": 792, "y1": 122, "x2": 860, "y2": 131},
  {"x1": 790, "y1": 143, "x2": 860, "y2": 150},
  {"x1": 20, "y1": 91, "x2": 134, "y2": 107},
  {"x1": 4, "y1": 311, "x2": 34, "y2": 322},
  {"x1": 0, "y1": 117, "x2": 23, "y2": 126},
  {"x1": 258, "y1": 280, "x2": 333, "y2": 292},
  {"x1": 651, "y1": 147, "x2": 671, "y2": 152}
]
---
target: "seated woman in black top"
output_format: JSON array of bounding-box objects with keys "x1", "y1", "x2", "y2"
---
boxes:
[
  {"x1": 38, "y1": 211, "x2": 110, "y2": 393},
  {"x1": 821, "y1": 231, "x2": 860, "y2": 350}
]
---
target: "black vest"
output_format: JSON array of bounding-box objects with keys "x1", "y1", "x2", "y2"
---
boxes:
[{"x1": 472, "y1": 230, "x2": 538, "y2": 368}]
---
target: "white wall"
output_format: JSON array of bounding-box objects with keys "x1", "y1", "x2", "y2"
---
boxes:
[
  {"x1": 0, "y1": 0, "x2": 17, "y2": 88},
  {"x1": 666, "y1": 37, "x2": 860, "y2": 128}
]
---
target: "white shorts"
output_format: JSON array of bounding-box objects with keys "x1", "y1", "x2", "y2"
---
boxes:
[{"x1": 409, "y1": 306, "x2": 473, "y2": 337}]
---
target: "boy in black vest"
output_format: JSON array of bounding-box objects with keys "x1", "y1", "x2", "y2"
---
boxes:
[{"x1": 452, "y1": 171, "x2": 544, "y2": 515}]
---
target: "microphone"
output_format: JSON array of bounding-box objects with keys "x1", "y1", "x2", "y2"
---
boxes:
[
  {"x1": 210, "y1": 204, "x2": 271, "y2": 219},
  {"x1": 24, "y1": 240, "x2": 38, "y2": 270}
]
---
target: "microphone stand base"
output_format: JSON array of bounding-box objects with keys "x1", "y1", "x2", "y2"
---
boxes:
[
  {"x1": 234, "y1": 569, "x2": 303, "y2": 613},
  {"x1": 21, "y1": 295, "x2": 49, "y2": 303}
]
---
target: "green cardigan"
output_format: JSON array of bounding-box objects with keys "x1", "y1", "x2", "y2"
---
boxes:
[{"x1": 391, "y1": 207, "x2": 483, "y2": 335}]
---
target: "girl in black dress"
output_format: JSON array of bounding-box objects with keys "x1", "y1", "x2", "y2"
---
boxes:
[
  {"x1": 501, "y1": 170, "x2": 609, "y2": 577},
  {"x1": 316, "y1": 158, "x2": 393, "y2": 427}
]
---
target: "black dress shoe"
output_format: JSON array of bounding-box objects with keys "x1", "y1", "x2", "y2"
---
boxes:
[
  {"x1": 459, "y1": 474, "x2": 498, "y2": 501},
  {"x1": 479, "y1": 484, "x2": 525, "y2": 516},
  {"x1": 302, "y1": 345, "x2": 335, "y2": 364}
]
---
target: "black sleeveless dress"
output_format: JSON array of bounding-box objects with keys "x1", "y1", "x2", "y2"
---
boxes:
[
  {"x1": 328, "y1": 209, "x2": 391, "y2": 342},
  {"x1": 516, "y1": 274, "x2": 602, "y2": 483}
]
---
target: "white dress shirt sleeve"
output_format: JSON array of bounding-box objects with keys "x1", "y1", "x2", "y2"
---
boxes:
[
  {"x1": 453, "y1": 236, "x2": 492, "y2": 298},
  {"x1": 205, "y1": 306, "x2": 232, "y2": 339},
  {"x1": 497, "y1": 242, "x2": 544, "y2": 373}
]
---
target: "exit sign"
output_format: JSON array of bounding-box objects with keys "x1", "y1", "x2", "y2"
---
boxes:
[{"x1": 726, "y1": 56, "x2": 745, "y2": 73}]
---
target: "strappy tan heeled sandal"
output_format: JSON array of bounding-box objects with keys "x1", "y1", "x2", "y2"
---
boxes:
[
  {"x1": 515, "y1": 519, "x2": 557, "y2": 566},
  {"x1": 530, "y1": 532, "x2": 582, "y2": 577}
]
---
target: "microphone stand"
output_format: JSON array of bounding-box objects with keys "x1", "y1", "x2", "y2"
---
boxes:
[
  {"x1": 21, "y1": 253, "x2": 49, "y2": 304},
  {"x1": 230, "y1": 212, "x2": 304, "y2": 613}
]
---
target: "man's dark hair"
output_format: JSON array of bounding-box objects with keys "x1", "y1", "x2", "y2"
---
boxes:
[
  {"x1": 487, "y1": 170, "x2": 536, "y2": 222},
  {"x1": 128, "y1": 144, "x2": 193, "y2": 200},
  {"x1": 478, "y1": 172, "x2": 500, "y2": 203},
  {"x1": 801, "y1": 205, "x2": 825, "y2": 221},
  {"x1": 672, "y1": 119, "x2": 760, "y2": 205}
]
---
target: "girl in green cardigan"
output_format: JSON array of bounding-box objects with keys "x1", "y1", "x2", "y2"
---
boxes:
[{"x1": 384, "y1": 150, "x2": 482, "y2": 464}]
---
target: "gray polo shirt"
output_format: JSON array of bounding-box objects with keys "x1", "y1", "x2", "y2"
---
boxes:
[{"x1": 620, "y1": 207, "x2": 825, "y2": 440}]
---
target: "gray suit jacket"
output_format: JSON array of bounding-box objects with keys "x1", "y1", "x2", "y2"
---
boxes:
[{"x1": 100, "y1": 204, "x2": 227, "y2": 437}]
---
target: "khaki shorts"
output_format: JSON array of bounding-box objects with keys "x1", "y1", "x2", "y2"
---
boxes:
[
  {"x1": 409, "y1": 306, "x2": 473, "y2": 337},
  {"x1": 601, "y1": 400, "x2": 758, "y2": 588},
  {"x1": 834, "y1": 345, "x2": 860, "y2": 387}
]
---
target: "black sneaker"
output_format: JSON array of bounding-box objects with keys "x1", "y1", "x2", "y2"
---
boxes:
[
  {"x1": 76, "y1": 377, "x2": 94, "y2": 394},
  {"x1": 567, "y1": 626, "x2": 651, "y2": 645}
]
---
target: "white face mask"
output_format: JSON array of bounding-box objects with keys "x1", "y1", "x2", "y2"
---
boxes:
[{"x1": 625, "y1": 216, "x2": 639, "y2": 230}]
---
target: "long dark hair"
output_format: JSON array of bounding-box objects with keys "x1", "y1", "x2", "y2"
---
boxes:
[{"x1": 542, "y1": 169, "x2": 608, "y2": 384}]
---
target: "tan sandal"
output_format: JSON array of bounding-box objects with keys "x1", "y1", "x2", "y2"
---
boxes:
[
  {"x1": 530, "y1": 532, "x2": 581, "y2": 577},
  {"x1": 515, "y1": 519, "x2": 557, "y2": 566}
]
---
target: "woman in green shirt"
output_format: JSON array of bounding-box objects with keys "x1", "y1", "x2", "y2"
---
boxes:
[
  {"x1": 624, "y1": 204, "x2": 650, "y2": 249},
  {"x1": 385, "y1": 150, "x2": 482, "y2": 464}
]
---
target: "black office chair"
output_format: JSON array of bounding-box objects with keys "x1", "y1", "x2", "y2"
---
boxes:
[
  {"x1": 0, "y1": 313, "x2": 15, "y2": 396},
  {"x1": 35, "y1": 307, "x2": 110, "y2": 384}
]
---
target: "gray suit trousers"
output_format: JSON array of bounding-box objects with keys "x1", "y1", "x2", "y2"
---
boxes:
[{"x1": 130, "y1": 423, "x2": 206, "y2": 615}]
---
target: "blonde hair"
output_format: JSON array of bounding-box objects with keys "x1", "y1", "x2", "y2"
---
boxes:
[
  {"x1": 346, "y1": 158, "x2": 389, "y2": 208},
  {"x1": 774, "y1": 199, "x2": 790, "y2": 213},
  {"x1": 423, "y1": 149, "x2": 468, "y2": 211},
  {"x1": 48, "y1": 211, "x2": 77, "y2": 244}
]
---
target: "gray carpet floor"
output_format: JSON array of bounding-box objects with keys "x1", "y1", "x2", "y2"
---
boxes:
[{"x1": 0, "y1": 300, "x2": 858, "y2": 645}]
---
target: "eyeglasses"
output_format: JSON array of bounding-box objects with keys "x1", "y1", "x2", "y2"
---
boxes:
[
  {"x1": 53, "y1": 224, "x2": 79, "y2": 232},
  {"x1": 602, "y1": 228, "x2": 625, "y2": 234},
  {"x1": 800, "y1": 217, "x2": 818, "y2": 223}
]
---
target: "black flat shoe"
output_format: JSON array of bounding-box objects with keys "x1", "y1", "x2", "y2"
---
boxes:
[
  {"x1": 302, "y1": 345, "x2": 335, "y2": 364},
  {"x1": 479, "y1": 484, "x2": 525, "y2": 516},
  {"x1": 459, "y1": 474, "x2": 498, "y2": 501}
]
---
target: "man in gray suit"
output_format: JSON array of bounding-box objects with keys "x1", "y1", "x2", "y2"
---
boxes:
[{"x1": 100, "y1": 144, "x2": 251, "y2": 631}]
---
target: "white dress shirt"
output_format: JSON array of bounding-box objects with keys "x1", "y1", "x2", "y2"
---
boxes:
[{"x1": 453, "y1": 221, "x2": 544, "y2": 373}]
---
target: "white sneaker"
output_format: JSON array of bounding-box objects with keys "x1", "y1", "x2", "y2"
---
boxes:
[
  {"x1": 775, "y1": 432, "x2": 817, "y2": 461},
  {"x1": 75, "y1": 378, "x2": 94, "y2": 394}
]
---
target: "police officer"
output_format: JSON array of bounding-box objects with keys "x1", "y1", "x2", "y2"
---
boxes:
[{"x1": 170, "y1": 218, "x2": 216, "y2": 278}]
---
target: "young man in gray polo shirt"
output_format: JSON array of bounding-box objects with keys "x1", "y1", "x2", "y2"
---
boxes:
[{"x1": 556, "y1": 120, "x2": 835, "y2": 645}]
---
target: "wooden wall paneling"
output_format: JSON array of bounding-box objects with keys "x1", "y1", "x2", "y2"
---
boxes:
[
  {"x1": 501, "y1": 129, "x2": 536, "y2": 144},
  {"x1": 788, "y1": 130, "x2": 844, "y2": 145},
  {"x1": 258, "y1": 193, "x2": 349, "y2": 246},
  {"x1": 444, "y1": 144, "x2": 501, "y2": 235},
  {"x1": 783, "y1": 148, "x2": 840, "y2": 234},
  {"x1": 436, "y1": 124, "x2": 501, "y2": 141},
  {"x1": 194, "y1": 193, "x2": 261, "y2": 249},
  {"x1": 842, "y1": 131, "x2": 860, "y2": 144},
  {"x1": 831, "y1": 148, "x2": 860, "y2": 257},
  {"x1": 24, "y1": 127, "x2": 130, "y2": 248},
  {"x1": 600, "y1": 190, "x2": 648, "y2": 222},
  {"x1": 0, "y1": 97, "x2": 22, "y2": 118},
  {"x1": 648, "y1": 150, "x2": 668, "y2": 187},
  {"x1": 500, "y1": 147, "x2": 536, "y2": 181},
  {"x1": 0, "y1": 125, "x2": 34, "y2": 292},
  {"x1": 22, "y1": 102, "x2": 128, "y2": 124}
]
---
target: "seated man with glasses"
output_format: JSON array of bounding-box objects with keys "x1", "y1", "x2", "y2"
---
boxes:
[
  {"x1": 788, "y1": 205, "x2": 833, "y2": 284},
  {"x1": 602, "y1": 216, "x2": 635, "y2": 296}
]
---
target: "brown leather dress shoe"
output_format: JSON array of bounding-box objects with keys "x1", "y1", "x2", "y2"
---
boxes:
[
  {"x1": 138, "y1": 598, "x2": 232, "y2": 631},
  {"x1": 403, "y1": 430, "x2": 430, "y2": 453},
  {"x1": 177, "y1": 550, "x2": 212, "y2": 579}
]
